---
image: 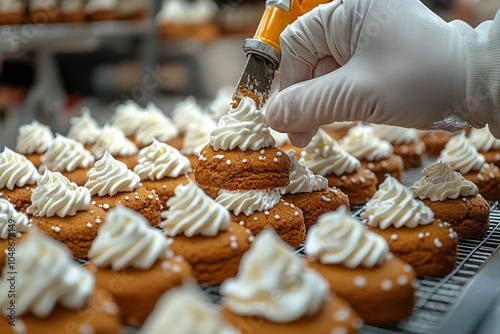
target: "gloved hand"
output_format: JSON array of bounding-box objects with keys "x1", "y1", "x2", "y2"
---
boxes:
[{"x1": 265, "y1": 0, "x2": 500, "y2": 147}]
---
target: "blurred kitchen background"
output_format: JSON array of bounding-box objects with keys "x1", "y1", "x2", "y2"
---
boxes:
[{"x1": 0, "y1": 0, "x2": 499, "y2": 147}]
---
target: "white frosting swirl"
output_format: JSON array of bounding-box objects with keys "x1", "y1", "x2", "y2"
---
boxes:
[
  {"x1": 142, "y1": 286, "x2": 239, "y2": 334},
  {"x1": 111, "y1": 100, "x2": 145, "y2": 137},
  {"x1": 156, "y1": 0, "x2": 218, "y2": 24},
  {"x1": 221, "y1": 229, "x2": 329, "y2": 322},
  {"x1": 88, "y1": 205, "x2": 169, "y2": 270},
  {"x1": 0, "y1": 228, "x2": 94, "y2": 318},
  {"x1": 282, "y1": 152, "x2": 327, "y2": 194},
  {"x1": 0, "y1": 198, "x2": 29, "y2": 239},
  {"x1": 134, "y1": 139, "x2": 191, "y2": 181},
  {"x1": 27, "y1": 170, "x2": 90, "y2": 218},
  {"x1": 209, "y1": 97, "x2": 275, "y2": 151},
  {"x1": 305, "y1": 207, "x2": 389, "y2": 268},
  {"x1": 371, "y1": 124, "x2": 419, "y2": 145},
  {"x1": 300, "y1": 128, "x2": 361, "y2": 176},
  {"x1": 91, "y1": 124, "x2": 138, "y2": 159},
  {"x1": 439, "y1": 132, "x2": 485, "y2": 174},
  {"x1": 15, "y1": 120, "x2": 54, "y2": 155},
  {"x1": 361, "y1": 176, "x2": 434, "y2": 229},
  {"x1": 40, "y1": 134, "x2": 95, "y2": 172},
  {"x1": 161, "y1": 180, "x2": 230, "y2": 237},
  {"x1": 85, "y1": 151, "x2": 140, "y2": 196},
  {"x1": 0, "y1": 147, "x2": 39, "y2": 190},
  {"x1": 410, "y1": 161, "x2": 478, "y2": 201},
  {"x1": 135, "y1": 103, "x2": 179, "y2": 146},
  {"x1": 215, "y1": 189, "x2": 281, "y2": 216},
  {"x1": 181, "y1": 115, "x2": 217, "y2": 156},
  {"x1": 341, "y1": 124, "x2": 393, "y2": 161},
  {"x1": 67, "y1": 107, "x2": 101, "y2": 145},
  {"x1": 172, "y1": 96, "x2": 204, "y2": 133},
  {"x1": 469, "y1": 125, "x2": 500, "y2": 152}
]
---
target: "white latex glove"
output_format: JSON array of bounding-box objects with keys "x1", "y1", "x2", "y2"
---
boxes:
[{"x1": 266, "y1": 0, "x2": 500, "y2": 147}]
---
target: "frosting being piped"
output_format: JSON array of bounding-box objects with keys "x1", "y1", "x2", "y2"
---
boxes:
[
  {"x1": 439, "y1": 132, "x2": 485, "y2": 174},
  {"x1": 282, "y1": 152, "x2": 327, "y2": 194}
]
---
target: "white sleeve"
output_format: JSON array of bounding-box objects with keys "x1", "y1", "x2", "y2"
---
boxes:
[{"x1": 452, "y1": 10, "x2": 500, "y2": 137}]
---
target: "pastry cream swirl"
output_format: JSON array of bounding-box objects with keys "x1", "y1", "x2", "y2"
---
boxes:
[
  {"x1": 300, "y1": 128, "x2": 360, "y2": 176},
  {"x1": 67, "y1": 107, "x2": 101, "y2": 145},
  {"x1": 88, "y1": 205, "x2": 169, "y2": 270},
  {"x1": 85, "y1": 151, "x2": 140, "y2": 196},
  {"x1": 0, "y1": 199, "x2": 29, "y2": 239},
  {"x1": 439, "y1": 132, "x2": 485, "y2": 174},
  {"x1": 371, "y1": 124, "x2": 418, "y2": 145},
  {"x1": 221, "y1": 229, "x2": 329, "y2": 322},
  {"x1": 134, "y1": 139, "x2": 191, "y2": 181},
  {"x1": 305, "y1": 207, "x2": 389, "y2": 268},
  {"x1": 215, "y1": 188, "x2": 281, "y2": 216},
  {"x1": 469, "y1": 125, "x2": 500, "y2": 152},
  {"x1": 27, "y1": 169, "x2": 90, "y2": 218},
  {"x1": 0, "y1": 147, "x2": 39, "y2": 190},
  {"x1": 15, "y1": 120, "x2": 53, "y2": 155},
  {"x1": 91, "y1": 124, "x2": 138, "y2": 158},
  {"x1": 282, "y1": 152, "x2": 327, "y2": 194},
  {"x1": 410, "y1": 161, "x2": 478, "y2": 201},
  {"x1": 361, "y1": 176, "x2": 434, "y2": 229},
  {"x1": 341, "y1": 124, "x2": 393, "y2": 161},
  {"x1": 40, "y1": 134, "x2": 95, "y2": 172},
  {"x1": 161, "y1": 180, "x2": 230, "y2": 237},
  {"x1": 0, "y1": 228, "x2": 94, "y2": 318},
  {"x1": 210, "y1": 97, "x2": 275, "y2": 151}
]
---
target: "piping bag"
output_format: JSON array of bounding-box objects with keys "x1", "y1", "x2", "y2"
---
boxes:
[{"x1": 233, "y1": 0, "x2": 332, "y2": 109}]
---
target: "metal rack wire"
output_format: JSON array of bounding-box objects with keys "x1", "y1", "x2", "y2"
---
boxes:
[{"x1": 123, "y1": 157, "x2": 500, "y2": 333}]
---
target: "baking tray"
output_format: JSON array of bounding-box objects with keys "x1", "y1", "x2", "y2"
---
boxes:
[{"x1": 122, "y1": 157, "x2": 500, "y2": 334}]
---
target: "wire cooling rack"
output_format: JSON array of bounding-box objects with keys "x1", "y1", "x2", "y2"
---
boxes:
[{"x1": 121, "y1": 157, "x2": 500, "y2": 334}]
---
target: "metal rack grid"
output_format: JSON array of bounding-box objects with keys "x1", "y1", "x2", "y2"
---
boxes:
[{"x1": 122, "y1": 157, "x2": 500, "y2": 334}]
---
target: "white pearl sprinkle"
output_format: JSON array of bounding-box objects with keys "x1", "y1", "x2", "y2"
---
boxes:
[
  {"x1": 91, "y1": 201, "x2": 96, "y2": 205},
  {"x1": 351, "y1": 178, "x2": 357, "y2": 183},
  {"x1": 381, "y1": 161, "x2": 388, "y2": 168},
  {"x1": 274, "y1": 215, "x2": 280, "y2": 220},
  {"x1": 230, "y1": 241, "x2": 239, "y2": 250},
  {"x1": 264, "y1": 211, "x2": 270, "y2": 216},
  {"x1": 381, "y1": 279, "x2": 393, "y2": 291},
  {"x1": 477, "y1": 174, "x2": 485, "y2": 181},
  {"x1": 391, "y1": 234, "x2": 398, "y2": 241},
  {"x1": 103, "y1": 204, "x2": 110, "y2": 210},
  {"x1": 125, "y1": 196, "x2": 129, "y2": 200},
  {"x1": 334, "y1": 307, "x2": 351, "y2": 322},
  {"x1": 171, "y1": 264, "x2": 182, "y2": 273},
  {"x1": 489, "y1": 172, "x2": 495, "y2": 179},
  {"x1": 274, "y1": 158, "x2": 279, "y2": 163},
  {"x1": 258, "y1": 156, "x2": 266, "y2": 161},
  {"x1": 353, "y1": 275, "x2": 367, "y2": 288},
  {"x1": 425, "y1": 232, "x2": 430, "y2": 237},
  {"x1": 260, "y1": 150, "x2": 265, "y2": 154},
  {"x1": 148, "y1": 195, "x2": 154, "y2": 200},
  {"x1": 162, "y1": 185, "x2": 167, "y2": 189},
  {"x1": 239, "y1": 220, "x2": 245, "y2": 226},
  {"x1": 294, "y1": 211, "x2": 299, "y2": 216},
  {"x1": 341, "y1": 176, "x2": 347, "y2": 181},
  {"x1": 404, "y1": 264, "x2": 413, "y2": 273},
  {"x1": 277, "y1": 151, "x2": 283, "y2": 157},
  {"x1": 418, "y1": 232, "x2": 424, "y2": 239},
  {"x1": 134, "y1": 192, "x2": 139, "y2": 195},
  {"x1": 52, "y1": 226, "x2": 61, "y2": 233},
  {"x1": 321, "y1": 195, "x2": 331, "y2": 202},
  {"x1": 96, "y1": 218, "x2": 102, "y2": 224},
  {"x1": 242, "y1": 159, "x2": 248, "y2": 163},
  {"x1": 400, "y1": 145, "x2": 409, "y2": 153},
  {"x1": 290, "y1": 204, "x2": 295, "y2": 208},
  {"x1": 229, "y1": 235, "x2": 237, "y2": 241},
  {"x1": 226, "y1": 160, "x2": 231, "y2": 166},
  {"x1": 438, "y1": 223, "x2": 443, "y2": 228},
  {"x1": 397, "y1": 275, "x2": 408, "y2": 286},
  {"x1": 135, "y1": 195, "x2": 139, "y2": 199},
  {"x1": 330, "y1": 328, "x2": 347, "y2": 334},
  {"x1": 248, "y1": 236, "x2": 255, "y2": 242},
  {"x1": 103, "y1": 302, "x2": 118, "y2": 315},
  {"x1": 359, "y1": 176, "x2": 366, "y2": 184},
  {"x1": 253, "y1": 217, "x2": 258, "y2": 221},
  {"x1": 367, "y1": 163, "x2": 375, "y2": 169},
  {"x1": 90, "y1": 210, "x2": 94, "y2": 214},
  {"x1": 98, "y1": 204, "x2": 103, "y2": 208},
  {"x1": 434, "y1": 237, "x2": 443, "y2": 248},
  {"x1": 86, "y1": 222, "x2": 92, "y2": 228}
]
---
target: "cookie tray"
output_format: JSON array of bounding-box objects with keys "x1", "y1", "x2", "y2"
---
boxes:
[{"x1": 120, "y1": 157, "x2": 500, "y2": 334}]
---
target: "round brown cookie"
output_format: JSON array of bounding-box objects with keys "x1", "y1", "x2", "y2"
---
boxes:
[
  {"x1": 61, "y1": 167, "x2": 91, "y2": 187},
  {"x1": 362, "y1": 154, "x2": 404, "y2": 184},
  {"x1": 87, "y1": 10, "x2": 117, "y2": 21},
  {"x1": 60, "y1": 11, "x2": 86, "y2": 22},
  {"x1": 168, "y1": 222, "x2": 253, "y2": 284},
  {"x1": 91, "y1": 184, "x2": 162, "y2": 226},
  {"x1": 141, "y1": 175, "x2": 190, "y2": 209},
  {"x1": 23, "y1": 153, "x2": 43, "y2": 169},
  {"x1": 420, "y1": 196, "x2": 490, "y2": 238},
  {"x1": 231, "y1": 201, "x2": 306, "y2": 248},
  {"x1": 195, "y1": 144, "x2": 290, "y2": 191},
  {"x1": 306, "y1": 257, "x2": 416, "y2": 325},
  {"x1": 0, "y1": 288, "x2": 122, "y2": 334},
  {"x1": 393, "y1": 140, "x2": 427, "y2": 168},
  {"x1": 420, "y1": 131, "x2": 457, "y2": 156},
  {"x1": 115, "y1": 155, "x2": 138, "y2": 170},
  {"x1": 0, "y1": 12, "x2": 24, "y2": 24},
  {"x1": 326, "y1": 167, "x2": 378, "y2": 205},
  {"x1": 481, "y1": 150, "x2": 500, "y2": 168},
  {"x1": 30, "y1": 204, "x2": 106, "y2": 259},
  {"x1": 281, "y1": 187, "x2": 350, "y2": 229},
  {"x1": 222, "y1": 295, "x2": 362, "y2": 334},
  {"x1": 462, "y1": 163, "x2": 500, "y2": 201},
  {"x1": 0, "y1": 186, "x2": 35, "y2": 213},
  {"x1": 90, "y1": 257, "x2": 193, "y2": 327},
  {"x1": 367, "y1": 220, "x2": 458, "y2": 277}
]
